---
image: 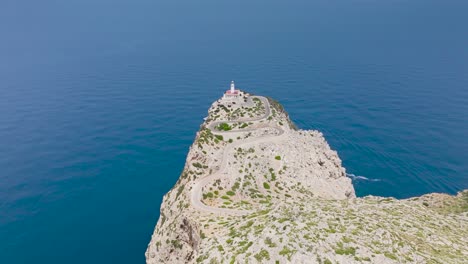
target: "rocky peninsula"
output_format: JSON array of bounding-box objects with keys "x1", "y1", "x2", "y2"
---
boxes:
[{"x1": 146, "y1": 90, "x2": 467, "y2": 264}]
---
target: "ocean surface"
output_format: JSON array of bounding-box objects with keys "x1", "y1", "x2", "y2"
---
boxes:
[{"x1": 1, "y1": 0, "x2": 467, "y2": 263}]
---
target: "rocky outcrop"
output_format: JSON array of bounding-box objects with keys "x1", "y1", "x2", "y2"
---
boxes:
[{"x1": 146, "y1": 92, "x2": 467, "y2": 264}]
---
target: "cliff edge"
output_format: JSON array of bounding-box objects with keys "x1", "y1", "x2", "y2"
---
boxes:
[{"x1": 146, "y1": 92, "x2": 467, "y2": 264}]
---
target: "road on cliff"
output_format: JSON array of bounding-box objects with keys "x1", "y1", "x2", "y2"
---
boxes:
[{"x1": 190, "y1": 96, "x2": 286, "y2": 215}]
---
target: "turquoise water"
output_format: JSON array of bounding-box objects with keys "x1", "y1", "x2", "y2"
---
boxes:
[{"x1": 1, "y1": 0, "x2": 467, "y2": 263}]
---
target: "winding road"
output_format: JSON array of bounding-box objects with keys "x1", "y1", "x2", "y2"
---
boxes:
[{"x1": 190, "y1": 96, "x2": 286, "y2": 215}]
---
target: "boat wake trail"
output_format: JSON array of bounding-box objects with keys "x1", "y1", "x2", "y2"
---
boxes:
[{"x1": 346, "y1": 173, "x2": 381, "y2": 182}]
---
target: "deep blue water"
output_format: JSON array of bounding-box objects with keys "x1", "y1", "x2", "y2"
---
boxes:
[{"x1": 1, "y1": 0, "x2": 467, "y2": 263}]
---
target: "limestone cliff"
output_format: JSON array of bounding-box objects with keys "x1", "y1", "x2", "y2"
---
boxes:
[{"x1": 146, "y1": 92, "x2": 467, "y2": 264}]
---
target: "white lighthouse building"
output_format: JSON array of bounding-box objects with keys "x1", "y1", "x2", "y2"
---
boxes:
[
  {"x1": 230, "y1": 81, "x2": 235, "y2": 93},
  {"x1": 223, "y1": 80, "x2": 242, "y2": 100}
]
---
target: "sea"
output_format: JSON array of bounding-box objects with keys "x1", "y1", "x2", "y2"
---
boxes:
[{"x1": 1, "y1": 0, "x2": 467, "y2": 263}]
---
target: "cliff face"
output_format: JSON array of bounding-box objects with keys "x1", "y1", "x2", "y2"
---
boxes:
[{"x1": 145, "y1": 93, "x2": 467, "y2": 264}]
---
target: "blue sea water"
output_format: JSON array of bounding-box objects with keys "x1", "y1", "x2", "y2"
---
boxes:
[{"x1": 1, "y1": 0, "x2": 467, "y2": 263}]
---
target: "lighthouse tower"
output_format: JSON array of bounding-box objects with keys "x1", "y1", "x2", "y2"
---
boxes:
[{"x1": 230, "y1": 81, "x2": 235, "y2": 93}]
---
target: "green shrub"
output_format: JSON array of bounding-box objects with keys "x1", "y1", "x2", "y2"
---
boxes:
[
  {"x1": 215, "y1": 135, "x2": 223, "y2": 141},
  {"x1": 176, "y1": 185, "x2": 184, "y2": 199},
  {"x1": 217, "y1": 123, "x2": 232, "y2": 131},
  {"x1": 193, "y1": 162, "x2": 203, "y2": 169},
  {"x1": 170, "y1": 240, "x2": 182, "y2": 249},
  {"x1": 241, "y1": 220, "x2": 254, "y2": 230},
  {"x1": 227, "y1": 191, "x2": 235, "y2": 196},
  {"x1": 279, "y1": 246, "x2": 295, "y2": 260},
  {"x1": 263, "y1": 182, "x2": 270, "y2": 189},
  {"x1": 275, "y1": 155, "x2": 281, "y2": 160},
  {"x1": 384, "y1": 252, "x2": 398, "y2": 260},
  {"x1": 265, "y1": 237, "x2": 277, "y2": 248},
  {"x1": 254, "y1": 249, "x2": 270, "y2": 262},
  {"x1": 335, "y1": 246, "x2": 356, "y2": 255},
  {"x1": 270, "y1": 172, "x2": 277, "y2": 181},
  {"x1": 200, "y1": 231, "x2": 206, "y2": 239}
]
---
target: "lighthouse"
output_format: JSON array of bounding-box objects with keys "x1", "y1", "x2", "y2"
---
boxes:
[
  {"x1": 230, "y1": 81, "x2": 235, "y2": 93},
  {"x1": 223, "y1": 80, "x2": 241, "y2": 100}
]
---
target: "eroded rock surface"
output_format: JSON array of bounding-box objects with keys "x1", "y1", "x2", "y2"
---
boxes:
[{"x1": 146, "y1": 92, "x2": 467, "y2": 264}]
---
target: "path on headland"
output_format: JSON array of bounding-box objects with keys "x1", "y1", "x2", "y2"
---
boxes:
[
  {"x1": 190, "y1": 96, "x2": 286, "y2": 216},
  {"x1": 206, "y1": 96, "x2": 270, "y2": 132}
]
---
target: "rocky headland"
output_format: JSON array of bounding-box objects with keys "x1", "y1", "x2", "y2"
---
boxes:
[{"x1": 146, "y1": 91, "x2": 467, "y2": 264}]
